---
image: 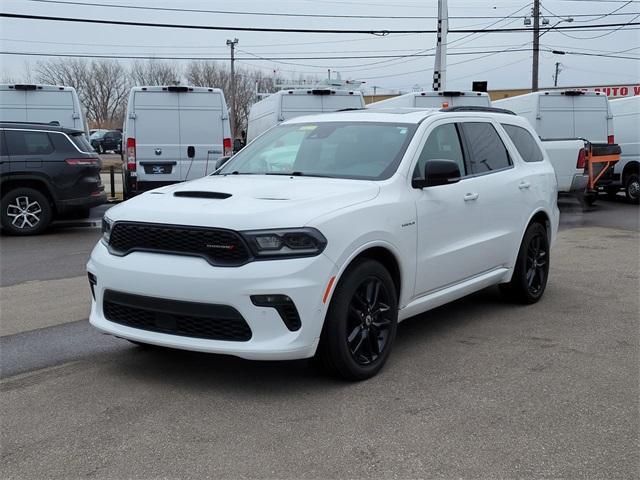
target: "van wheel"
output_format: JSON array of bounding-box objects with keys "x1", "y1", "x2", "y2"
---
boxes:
[
  {"x1": 317, "y1": 259, "x2": 398, "y2": 381},
  {"x1": 500, "y1": 222, "x2": 550, "y2": 304},
  {"x1": 1, "y1": 188, "x2": 52, "y2": 235},
  {"x1": 625, "y1": 173, "x2": 640, "y2": 204}
]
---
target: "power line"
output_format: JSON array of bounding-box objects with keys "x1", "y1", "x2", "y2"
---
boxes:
[
  {"x1": 541, "y1": 0, "x2": 635, "y2": 22},
  {"x1": 1, "y1": 12, "x2": 638, "y2": 34},
  {"x1": 22, "y1": 0, "x2": 640, "y2": 21}
]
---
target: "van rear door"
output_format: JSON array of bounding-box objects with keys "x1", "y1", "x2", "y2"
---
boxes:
[
  {"x1": 133, "y1": 90, "x2": 182, "y2": 185},
  {"x1": 280, "y1": 94, "x2": 323, "y2": 120},
  {"x1": 0, "y1": 89, "x2": 27, "y2": 122},
  {"x1": 26, "y1": 89, "x2": 76, "y2": 129},
  {"x1": 538, "y1": 94, "x2": 574, "y2": 139},
  {"x1": 573, "y1": 94, "x2": 608, "y2": 143},
  {"x1": 321, "y1": 93, "x2": 363, "y2": 111},
  {"x1": 178, "y1": 90, "x2": 224, "y2": 181}
]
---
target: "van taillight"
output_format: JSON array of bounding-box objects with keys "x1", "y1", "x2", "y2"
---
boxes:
[
  {"x1": 607, "y1": 135, "x2": 614, "y2": 145},
  {"x1": 126, "y1": 138, "x2": 136, "y2": 171},
  {"x1": 223, "y1": 138, "x2": 232, "y2": 156},
  {"x1": 576, "y1": 148, "x2": 587, "y2": 170}
]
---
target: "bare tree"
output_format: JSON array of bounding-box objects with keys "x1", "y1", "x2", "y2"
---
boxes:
[
  {"x1": 35, "y1": 58, "x2": 130, "y2": 128},
  {"x1": 130, "y1": 59, "x2": 181, "y2": 86}
]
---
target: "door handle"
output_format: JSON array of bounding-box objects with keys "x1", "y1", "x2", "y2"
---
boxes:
[
  {"x1": 519, "y1": 181, "x2": 531, "y2": 190},
  {"x1": 463, "y1": 193, "x2": 479, "y2": 201}
]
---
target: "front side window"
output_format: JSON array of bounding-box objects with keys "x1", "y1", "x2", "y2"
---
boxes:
[
  {"x1": 459, "y1": 122, "x2": 511, "y2": 174},
  {"x1": 5, "y1": 130, "x2": 54, "y2": 156},
  {"x1": 219, "y1": 122, "x2": 417, "y2": 180},
  {"x1": 502, "y1": 124, "x2": 544, "y2": 163},
  {"x1": 413, "y1": 123, "x2": 466, "y2": 179}
]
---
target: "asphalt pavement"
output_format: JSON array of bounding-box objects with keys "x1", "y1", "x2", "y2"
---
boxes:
[{"x1": 1, "y1": 196, "x2": 638, "y2": 479}]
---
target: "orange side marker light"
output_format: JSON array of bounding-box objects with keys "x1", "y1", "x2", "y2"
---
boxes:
[{"x1": 322, "y1": 276, "x2": 336, "y2": 304}]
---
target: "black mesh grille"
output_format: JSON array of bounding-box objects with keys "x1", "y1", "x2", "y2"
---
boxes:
[
  {"x1": 108, "y1": 222, "x2": 251, "y2": 266},
  {"x1": 103, "y1": 290, "x2": 252, "y2": 341}
]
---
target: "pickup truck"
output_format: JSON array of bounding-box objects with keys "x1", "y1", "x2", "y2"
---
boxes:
[{"x1": 542, "y1": 139, "x2": 620, "y2": 204}]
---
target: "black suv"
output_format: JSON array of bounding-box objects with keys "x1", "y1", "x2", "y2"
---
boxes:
[
  {"x1": 90, "y1": 130, "x2": 122, "y2": 154},
  {"x1": 0, "y1": 122, "x2": 107, "y2": 235}
]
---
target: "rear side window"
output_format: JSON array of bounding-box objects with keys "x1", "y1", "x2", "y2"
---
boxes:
[
  {"x1": 413, "y1": 123, "x2": 466, "y2": 178},
  {"x1": 5, "y1": 130, "x2": 54, "y2": 156},
  {"x1": 502, "y1": 124, "x2": 544, "y2": 162},
  {"x1": 69, "y1": 133, "x2": 95, "y2": 153},
  {"x1": 0, "y1": 131, "x2": 7, "y2": 156},
  {"x1": 460, "y1": 122, "x2": 511, "y2": 174}
]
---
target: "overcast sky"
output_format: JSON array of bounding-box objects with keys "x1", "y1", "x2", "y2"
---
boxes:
[{"x1": 1, "y1": 0, "x2": 639, "y2": 93}]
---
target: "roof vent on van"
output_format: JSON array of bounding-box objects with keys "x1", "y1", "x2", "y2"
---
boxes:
[
  {"x1": 173, "y1": 191, "x2": 231, "y2": 199},
  {"x1": 13, "y1": 84, "x2": 37, "y2": 91},
  {"x1": 167, "y1": 86, "x2": 189, "y2": 92}
]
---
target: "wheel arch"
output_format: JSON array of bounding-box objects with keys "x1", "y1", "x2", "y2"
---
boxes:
[
  {"x1": 0, "y1": 175, "x2": 57, "y2": 209},
  {"x1": 622, "y1": 160, "x2": 639, "y2": 181}
]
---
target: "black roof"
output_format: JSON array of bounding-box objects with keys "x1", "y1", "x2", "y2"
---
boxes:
[{"x1": 0, "y1": 121, "x2": 85, "y2": 135}]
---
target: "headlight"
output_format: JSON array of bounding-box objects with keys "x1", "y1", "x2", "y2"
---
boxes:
[
  {"x1": 241, "y1": 227, "x2": 327, "y2": 259},
  {"x1": 101, "y1": 216, "x2": 113, "y2": 246}
]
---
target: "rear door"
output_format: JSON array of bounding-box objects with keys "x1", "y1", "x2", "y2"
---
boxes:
[
  {"x1": 280, "y1": 94, "x2": 323, "y2": 120},
  {"x1": 538, "y1": 94, "x2": 574, "y2": 139},
  {"x1": 0, "y1": 90, "x2": 28, "y2": 123},
  {"x1": 573, "y1": 95, "x2": 608, "y2": 143},
  {"x1": 26, "y1": 90, "x2": 76, "y2": 129},
  {"x1": 178, "y1": 91, "x2": 224, "y2": 181},
  {"x1": 321, "y1": 93, "x2": 363, "y2": 111},
  {"x1": 133, "y1": 91, "x2": 182, "y2": 184}
]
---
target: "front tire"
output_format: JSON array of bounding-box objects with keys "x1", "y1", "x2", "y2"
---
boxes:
[
  {"x1": 500, "y1": 222, "x2": 550, "y2": 304},
  {"x1": 624, "y1": 173, "x2": 640, "y2": 204},
  {"x1": 318, "y1": 259, "x2": 398, "y2": 381},
  {"x1": 1, "y1": 187, "x2": 52, "y2": 235}
]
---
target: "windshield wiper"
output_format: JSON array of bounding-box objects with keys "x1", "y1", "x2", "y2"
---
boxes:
[{"x1": 263, "y1": 171, "x2": 305, "y2": 176}]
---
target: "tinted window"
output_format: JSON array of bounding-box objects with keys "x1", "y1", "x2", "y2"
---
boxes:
[
  {"x1": 69, "y1": 133, "x2": 95, "y2": 153},
  {"x1": 413, "y1": 123, "x2": 465, "y2": 178},
  {"x1": 502, "y1": 124, "x2": 544, "y2": 162},
  {"x1": 460, "y1": 122, "x2": 511, "y2": 174},
  {"x1": 5, "y1": 130, "x2": 54, "y2": 156},
  {"x1": 0, "y1": 131, "x2": 7, "y2": 156},
  {"x1": 220, "y1": 122, "x2": 417, "y2": 180}
]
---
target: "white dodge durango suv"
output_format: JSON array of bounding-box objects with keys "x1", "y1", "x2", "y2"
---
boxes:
[{"x1": 88, "y1": 107, "x2": 559, "y2": 380}]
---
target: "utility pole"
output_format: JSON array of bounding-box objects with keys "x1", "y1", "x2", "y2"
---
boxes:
[
  {"x1": 432, "y1": 0, "x2": 448, "y2": 91},
  {"x1": 532, "y1": 0, "x2": 540, "y2": 92},
  {"x1": 553, "y1": 61, "x2": 562, "y2": 87},
  {"x1": 226, "y1": 38, "x2": 239, "y2": 138}
]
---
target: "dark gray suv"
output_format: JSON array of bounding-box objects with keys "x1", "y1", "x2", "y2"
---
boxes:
[{"x1": 0, "y1": 122, "x2": 107, "y2": 235}]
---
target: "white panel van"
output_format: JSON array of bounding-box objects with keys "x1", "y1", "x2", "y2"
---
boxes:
[
  {"x1": 0, "y1": 84, "x2": 88, "y2": 136},
  {"x1": 494, "y1": 90, "x2": 614, "y2": 144},
  {"x1": 122, "y1": 86, "x2": 232, "y2": 198},
  {"x1": 247, "y1": 89, "x2": 365, "y2": 142},
  {"x1": 605, "y1": 96, "x2": 639, "y2": 202},
  {"x1": 367, "y1": 90, "x2": 492, "y2": 109}
]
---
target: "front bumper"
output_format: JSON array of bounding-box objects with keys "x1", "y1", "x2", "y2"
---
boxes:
[{"x1": 87, "y1": 242, "x2": 338, "y2": 360}]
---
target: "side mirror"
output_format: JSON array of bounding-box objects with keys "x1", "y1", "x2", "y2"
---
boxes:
[
  {"x1": 412, "y1": 159, "x2": 461, "y2": 189},
  {"x1": 214, "y1": 155, "x2": 232, "y2": 170},
  {"x1": 233, "y1": 138, "x2": 244, "y2": 153},
  {"x1": 187, "y1": 146, "x2": 195, "y2": 158}
]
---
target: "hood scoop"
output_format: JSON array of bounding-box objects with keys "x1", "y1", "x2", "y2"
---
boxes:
[{"x1": 174, "y1": 191, "x2": 231, "y2": 199}]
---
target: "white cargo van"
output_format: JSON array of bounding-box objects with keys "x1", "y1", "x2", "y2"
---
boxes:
[
  {"x1": 0, "y1": 84, "x2": 88, "y2": 136},
  {"x1": 367, "y1": 90, "x2": 491, "y2": 109},
  {"x1": 247, "y1": 89, "x2": 365, "y2": 142},
  {"x1": 494, "y1": 90, "x2": 614, "y2": 144},
  {"x1": 123, "y1": 85, "x2": 232, "y2": 198},
  {"x1": 604, "y1": 96, "x2": 639, "y2": 202}
]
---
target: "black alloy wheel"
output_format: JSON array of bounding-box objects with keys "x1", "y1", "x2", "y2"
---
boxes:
[
  {"x1": 318, "y1": 259, "x2": 398, "y2": 380},
  {"x1": 346, "y1": 276, "x2": 393, "y2": 366},
  {"x1": 500, "y1": 222, "x2": 550, "y2": 304}
]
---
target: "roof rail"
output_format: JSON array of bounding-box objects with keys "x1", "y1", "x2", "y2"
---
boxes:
[
  {"x1": 440, "y1": 106, "x2": 516, "y2": 115},
  {"x1": 0, "y1": 120, "x2": 61, "y2": 126}
]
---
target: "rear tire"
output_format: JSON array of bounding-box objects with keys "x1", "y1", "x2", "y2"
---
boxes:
[
  {"x1": 500, "y1": 222, "x2": 550, "y2": 304},
  {"x1": 1, "y1": 187, "x2": 52, "y2": 235},
  {"x1": 317, "y1": 259, "x2": 398, "y2": 381},
  {"x1": 583, "y1": 193, "x2": 597, "y2": 206},
  {"x1": 624, "y1": 173, "x2": 640, "y2": 204}
]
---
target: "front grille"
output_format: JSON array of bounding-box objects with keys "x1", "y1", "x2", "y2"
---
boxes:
[
  {"x1": 108, "y1": 222, "x2": 251, "y2": 266},
  {"x1": 103, "y1": 290, "x2": 252, "y2": 341}
]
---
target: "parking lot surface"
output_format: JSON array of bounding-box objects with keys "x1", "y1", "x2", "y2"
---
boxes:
[{"x1": 1, "y1": 198, "x2": 638, "y2": 479}]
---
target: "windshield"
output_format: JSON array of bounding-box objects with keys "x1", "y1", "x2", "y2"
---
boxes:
[{"x1": 219, "y1": 121, "x2": 417, "y2": 180}]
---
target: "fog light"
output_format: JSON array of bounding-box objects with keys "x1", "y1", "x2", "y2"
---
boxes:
[{"x1": 251, "y1": 294, "x2": 301, "y2": 331}]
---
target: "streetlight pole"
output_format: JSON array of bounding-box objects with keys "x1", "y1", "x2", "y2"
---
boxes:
[
  {"x1": 531, "y1": 0, "x2": 540, "y2": 92},
  {"x1": 226, "y1": 38, "x2": 239, "y2": 138}
]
